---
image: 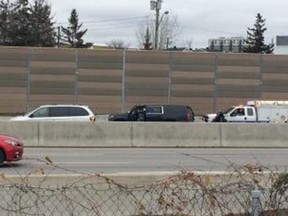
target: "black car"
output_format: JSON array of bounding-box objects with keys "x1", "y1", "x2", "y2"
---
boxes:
[{"x1": 108, "y1": 105, "x2": 195, "y2": 122}]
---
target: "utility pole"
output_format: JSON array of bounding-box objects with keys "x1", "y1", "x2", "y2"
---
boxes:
[
  {"x1": 150, "y1": 0, "x2": 168, "y2": 50},
  {"x1": 155, "y1": 3, "x2": 160, "y2": 49}
]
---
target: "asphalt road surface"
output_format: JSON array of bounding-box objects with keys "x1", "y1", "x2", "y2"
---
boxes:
[{"x1": 1, "y1": 147, "x2": 288, "y2": 175}]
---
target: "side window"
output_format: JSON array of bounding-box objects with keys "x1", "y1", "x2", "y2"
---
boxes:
[
  {"x1": 231, "y1": 108, "x2": 245, "y2": 116},
  {"x1": 136, "y1": 107, "x2": 145, "y2": 114},
  {"x1": 146, "y1": 107, "x2": 154, "y2": 113},
  {"x1": 238, "y1": 108, "x2": 245, "y2": 116},
  {"x1": 146, "y1": 106, "x2": 162, "y2": 114},
  {"x1": 50, "y1": 107, "x2": 68, "y2": 117},
  {"x1": 247, "y1": 108, "x2": 254, "y2": 116},
  {"x1": 69, "y1": 107, "x2": 89, "y2": 116},
  {"x1": 30, "y1": 107, "x2": 49, "y2": 118}
]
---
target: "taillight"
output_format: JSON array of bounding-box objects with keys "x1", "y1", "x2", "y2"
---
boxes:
[{"x1": 186, "y1": 113, "x2": 192, "y2": 121}]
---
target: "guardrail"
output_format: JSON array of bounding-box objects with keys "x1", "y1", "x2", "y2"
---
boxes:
[{"x1": 1, "y1": 121, "x2": 288, "y2": 147}]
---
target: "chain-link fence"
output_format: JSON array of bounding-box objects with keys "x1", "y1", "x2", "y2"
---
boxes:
[{"x1": 0, "y1": 162, "x2": 288, "y2": 215}]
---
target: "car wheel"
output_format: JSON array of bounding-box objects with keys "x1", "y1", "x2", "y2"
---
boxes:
[{"x1": 0, "y1": 149, "x2": 5, "y2": 163}]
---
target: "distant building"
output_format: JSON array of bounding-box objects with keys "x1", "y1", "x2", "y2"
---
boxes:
[
  {"x1": 91, "y1": 43, "x2": 110, "y2": 49},
  {"x1": 208, "y1": 37, "x2": 247, "y2": 53},
  {"x1": 274, "y1": 36, "x2": 288, "y2": 55}
]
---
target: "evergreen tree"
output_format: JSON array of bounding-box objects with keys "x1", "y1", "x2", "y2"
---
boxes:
[
  {"x1": 2, "y1": 0, "x2": 29, "y2": 46},
  {"x1": 28, "y1": 0, "x2": 56, "y2": 47},
  {"x1": 219, "y1": 40, "x2": 223, "y2": 52},
  {"x1": 229, "y1": 40, "x2": 233, "y2": 52},
  {"x1": 0, "y1": 0, "x2": 10, "y2": 45},
  {"x1": 0, "y1": 0, "x2": 55, "y2": 46},
  {"x1": 243, "y1": 13, "x2": 274, "y2": 54},
  {"x1": 61, "y1": 9, "x2": 87, "y2": 48},
  {"x1": 0, "y1": 0, "x2": 26, "y2": 45},
  {"x1": 143, "y1": 27, "x2": 152, "y2": 50}
]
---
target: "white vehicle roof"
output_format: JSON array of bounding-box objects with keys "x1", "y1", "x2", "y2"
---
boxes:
[{"x1": 35, "y1": 104, "x2": 91, "y2": 108}]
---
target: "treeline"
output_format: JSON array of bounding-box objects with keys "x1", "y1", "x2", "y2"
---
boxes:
[
  {"x1": 0, "y1": 0, "x2": 88, "y2": 48},
  {"x1": 0, "y1": 1, "x2": 276, "y2": 52}
]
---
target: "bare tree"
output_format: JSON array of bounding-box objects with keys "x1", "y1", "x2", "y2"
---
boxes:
[
  {"x1": 136, "y1": 20, "x2": 149, "y2": 49},
  {"x1": 106, "y1": 39, "x2": 130, "y2": 49},
  {"x1": 136, "y1": 14, "x2": 180, "y2": 50},
  {"x1": 157, "y1": 15, "x2": 180, "y2": 49},
  {"x1": 185, "y1": 38, "x2": 193, "y2": 50}
]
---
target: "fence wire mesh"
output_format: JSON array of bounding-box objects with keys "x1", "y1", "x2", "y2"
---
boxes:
[{"x1": 0, "y1": 162, "x2": 288, "y2": 215}]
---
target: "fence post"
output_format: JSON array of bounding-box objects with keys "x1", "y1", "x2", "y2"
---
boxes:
[
  {"x1": 167, "y1": 51, "x2": 172, "y2": 104},
  {"x1": 258, "y1": 54, "x2": 263, "y2": 99},
  {"x1": 121, "y1": 49, "x2": 126, "y2": 113},
  {"x1": 251, "y1": 189, "x2": 261, "y2": 216},
  {"x1": 74, "y1": 48, "x2": 79, "y2": 104},
  {"x1": 213, "y1": 53, "x2": 219, "y2": 113},
  {"x1": 25, "y1": 47, "x2": 31, "y2": 112}
]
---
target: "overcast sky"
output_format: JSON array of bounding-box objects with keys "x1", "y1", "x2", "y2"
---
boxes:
[{"x1": 50, "y1": 0, "x2": 288, "y2": 49}]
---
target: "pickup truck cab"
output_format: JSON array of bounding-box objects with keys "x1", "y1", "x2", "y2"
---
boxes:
[
  {"x1": 220, "y1": 106, "x2": 257, "y2": 122},
  {"x1": 109, "y1": 104, "x2": 195, "y2": 122},
  {"x1": 203, "y1": 106, "x2": 256, "y2": 122}
]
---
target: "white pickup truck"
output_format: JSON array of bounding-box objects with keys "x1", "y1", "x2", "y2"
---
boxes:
[{"x1": 202, "y1": 100, "x2": 288, "y2": 123}]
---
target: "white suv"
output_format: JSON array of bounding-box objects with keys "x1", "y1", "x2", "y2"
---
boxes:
[{"x1": 10, "y1": 105, "x2": 96, "y2": 122}]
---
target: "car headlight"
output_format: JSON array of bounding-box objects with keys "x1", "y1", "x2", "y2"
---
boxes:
[{"x1": 5, "y1": 139, "x2": 19, "y2": 146}]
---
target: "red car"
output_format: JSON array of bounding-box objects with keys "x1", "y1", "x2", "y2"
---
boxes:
[{"x1": 0, "y1": 135, "x2": 23, "y2": 163}]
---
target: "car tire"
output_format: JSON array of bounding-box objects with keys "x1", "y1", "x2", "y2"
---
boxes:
[{"x1": 0, "y1": 149, "x2": 5, "y2": 163}]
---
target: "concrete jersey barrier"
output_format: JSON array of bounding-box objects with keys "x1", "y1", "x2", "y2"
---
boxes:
[{"x1": 0, "y1": 122, "x2": 288, "y2": 148}]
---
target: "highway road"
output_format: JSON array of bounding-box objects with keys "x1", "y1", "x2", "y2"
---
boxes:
[{"x1": 1, "y1": 147, "x2": 288, "y2": 175}]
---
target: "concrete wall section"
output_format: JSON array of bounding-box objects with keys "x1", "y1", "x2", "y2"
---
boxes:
[
  {"x1": 131, "y1": 122, "x2": 221, "y2": 147},
  {"x1": 220, "y1": 123, "x2": 288, "y2": 147},
  {"x1": 0, "y1": 121, "x2": 38, "y2": 146},
  {"x1": 1, "y1": 121, "x2": 288, "y2": 148},
  {"x1": 38, "y1": 122, "x2": 132, "y2": 147}
]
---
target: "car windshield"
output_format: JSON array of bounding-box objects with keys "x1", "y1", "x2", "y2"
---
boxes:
[{"x1": 223, "y1": 106, "x2": 235, "y2": 114}]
